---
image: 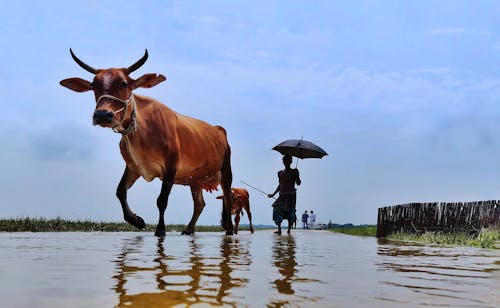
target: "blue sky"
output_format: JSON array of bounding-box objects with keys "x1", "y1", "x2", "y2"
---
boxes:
[{"x1": 2, "y1": 1, "x2": 500, "y2": 226}]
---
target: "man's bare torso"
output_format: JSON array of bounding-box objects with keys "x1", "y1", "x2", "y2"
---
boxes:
[{"x1": 278, "y1": 168, "x2": 299, "y2": 193}]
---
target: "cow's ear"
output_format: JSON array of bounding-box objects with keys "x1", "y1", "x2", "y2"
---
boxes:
[
  {"x1": 132, "y1": 74, "x2": 166, "y2": 89},
  {"x1": 60, "y1": 78, "x2": 93, "y2": 92}
]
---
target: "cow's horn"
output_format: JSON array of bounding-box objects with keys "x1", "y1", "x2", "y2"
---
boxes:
[
  {"x1": 70, "y1": 49, "x2": 98, "y2": 74},
  {"x1": 127, "y1": 49, "x2": 148, "y2": 73}
]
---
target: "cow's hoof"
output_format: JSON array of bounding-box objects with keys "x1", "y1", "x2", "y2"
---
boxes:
[
  {"x1": 181, "y1": 230, "x2": 194, "y2": 235},
  {"x1": 155, "y1": 229, "x2": 166, "y2": 237},
  {"x1": 225, "y1": 230, "x2": 233, "y2": 235},
  {"x1": 126, "y1": 215, "x2": 146, "y2": 229}
]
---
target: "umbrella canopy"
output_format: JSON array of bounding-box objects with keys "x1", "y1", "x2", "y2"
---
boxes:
[{"x1": 272, "y1": 139, "x2": 328, "y2": 159}]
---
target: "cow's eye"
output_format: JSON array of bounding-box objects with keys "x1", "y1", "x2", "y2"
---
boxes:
[
  {"x1": 91, "y1": 82, "x2": 101, "y2": 90},
  {"x1": 120, "y1": 81, "x2": 128, "y2": 88}
]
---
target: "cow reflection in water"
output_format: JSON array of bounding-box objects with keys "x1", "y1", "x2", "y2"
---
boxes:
[
  {"x1": 113, "y1": 236, "x2": 251, "y2": 307},
  {"x1": 272, "y1": 235, "x2": 298, "y2": 295}
]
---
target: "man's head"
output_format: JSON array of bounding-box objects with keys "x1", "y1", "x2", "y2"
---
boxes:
[
  {"x1": 304, "y1": 210, "x2": 308, "y2": 213},
  {"x1": 282, "y1": 155, "x2": 292, "y2": 167}
]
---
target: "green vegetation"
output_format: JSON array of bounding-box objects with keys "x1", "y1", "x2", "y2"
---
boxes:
[
  {"x1": 329, "y1": 225, "x2": 377, "y2": 237},
  {"x1": 0, "y1": 217, "x2": 226, "y2": 232},
  {"x1": 387, "y1": 228, "x2": 500, "y2": 249},
  {"x1": 329, "y1": 224, "x2": 500, "y2": 249}
]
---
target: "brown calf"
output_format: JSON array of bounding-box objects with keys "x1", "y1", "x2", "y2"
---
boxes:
[
  {"x1": 217, "y1": 188, "x2": 254, "y2": 234},
  {"x1": 60, "y1": 49, "x2": 235, "y2": 236}
]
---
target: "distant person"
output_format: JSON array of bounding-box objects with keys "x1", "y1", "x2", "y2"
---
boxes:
[
  {"x1": 301, "y1": 211, "x2": 309, "y2": 229},
  {"x1": 309, "y1": 211, "x2": 316, "y2": 230},
  {"x1": 268, "y1": 155, "x2": 301, "y2": 235},
  {"x1": 328, "y1": 219, "x2": 333, "y2": 229}
]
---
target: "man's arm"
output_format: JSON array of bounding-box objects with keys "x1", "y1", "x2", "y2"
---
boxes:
[
  {"x1": 268, "y1": 185, "x2": 279, "y2": 198},
  {"x1": 295, "y1": 169, "x2": 301, "y2": 185}
]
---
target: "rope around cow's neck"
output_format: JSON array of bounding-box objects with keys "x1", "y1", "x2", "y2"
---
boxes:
[{"x1": 96, "y1": 94, "x2": 137, "y2": 135}]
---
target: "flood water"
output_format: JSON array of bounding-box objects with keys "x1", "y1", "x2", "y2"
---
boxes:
[{"x1": 0, "y1": 230, "x2": 498, "y2": 307}]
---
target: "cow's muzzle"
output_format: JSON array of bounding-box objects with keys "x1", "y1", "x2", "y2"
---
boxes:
[{"x1": 93, "y1": 110, "x2": 114, "y2": 125}]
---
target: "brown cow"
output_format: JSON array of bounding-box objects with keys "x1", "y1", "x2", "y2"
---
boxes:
[
  {"x1": 216, "y1": 188, "x2": 254, "y2": 234},
  {"x1": 60, "y1": 49, "x2": 234, "y2": 236}
]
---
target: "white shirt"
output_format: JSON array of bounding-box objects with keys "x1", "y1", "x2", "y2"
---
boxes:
[{"x1": 309, "y1": 213, "x2": 316, "y2": 223}]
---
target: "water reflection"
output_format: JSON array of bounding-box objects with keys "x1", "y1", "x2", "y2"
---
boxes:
[
  {"x1": 272, "y1": 235, "x2": 297, "y2": 295},
  {"x1": 2, "y1": 232, "x2": 498, "y2": 307},
  {"x1": 376, "y1": 239, "x2": 500, "y2": 307},
  {"x1": 112, "y1": 235, "x2": 252, "y2": 307},
  {"x1": 270, "y1": 234, "x2": 301, "y2": 308},
  {"x1": 217, "y1": 236, "x2": 251, "y2": 301}
]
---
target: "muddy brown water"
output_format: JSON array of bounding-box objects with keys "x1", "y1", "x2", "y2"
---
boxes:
[{"x1": 0, "y1": 230, "x2": 498, "y2": 307}]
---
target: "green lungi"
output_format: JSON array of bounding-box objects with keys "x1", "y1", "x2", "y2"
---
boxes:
[{"x1": 272, "y1": 192, "x2": 297, "y2": 225}]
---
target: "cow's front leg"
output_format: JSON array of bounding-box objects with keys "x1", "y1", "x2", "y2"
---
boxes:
[
  {"x1": 155, "y1": 173, "x2": 174, "y2": 237},
  {"x1": 182, "y1": 186, "x2": 205, "y2": 235},
  {"x1": 116, "y1": 168, "x2": 144, "y2": 229},
  {"x1": 234, "y1": 211, "x2": 241, "y2": 234}
]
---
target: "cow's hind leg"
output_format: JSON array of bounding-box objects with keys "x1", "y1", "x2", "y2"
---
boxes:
[
  {"x1": 220, "y1": 148, "x2": 234, "y2": 235},
  {"x1": 182, "y1": 185, "x2": 205, "y2": 235},
  {"x1": 221, "y1": 199, "x2": 229, "y2": 230},
  {"x1": 116, "y1": 168, "x2": 145, "y2": 229},
  {"x1": 155, "y1": 171, "x2": 175, "y2": 237}
]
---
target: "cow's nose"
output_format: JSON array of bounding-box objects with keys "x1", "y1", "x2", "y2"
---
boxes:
[{"x1": 93, "y1": 110, "x2": 114, "y2": 124}]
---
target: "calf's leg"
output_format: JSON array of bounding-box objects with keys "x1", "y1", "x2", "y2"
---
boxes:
[
  {"x1": 234, "y1": 211, "x2": 241, "y2": 234},
  {"x1": 244, "y1": 205, "x2": 254, "y2": 234}
]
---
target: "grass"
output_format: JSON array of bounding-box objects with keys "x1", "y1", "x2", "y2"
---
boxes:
[
  {"x1": 0, "y1": 217, "x2": 226, "y2": 233},
  {"x1": 329, "y1": 225, "x2": 377, "y2": 237},
  {"x1": 329, "y1": 224, "x2": 500, "y2": 249},
  {"x1": 387, "y1": 228, "x2": 500, "y2": 249}
]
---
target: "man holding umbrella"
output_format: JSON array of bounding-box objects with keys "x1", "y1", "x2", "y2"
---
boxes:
[
  {"x1": 268, "y1": 155, "x2": 301, "y2": 234},
  {"x1": 267, "y1": 138, "x2": 327, "y2": 234}
]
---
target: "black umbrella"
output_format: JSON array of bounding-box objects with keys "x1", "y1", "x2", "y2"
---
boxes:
[{"x1": 272, "y1": 139, "x2": 328, "y2": 159}]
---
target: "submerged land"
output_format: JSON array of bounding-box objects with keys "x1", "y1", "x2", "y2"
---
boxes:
[{"x1": 1, "y1": 217, "x2": 498, "y2": 248}]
